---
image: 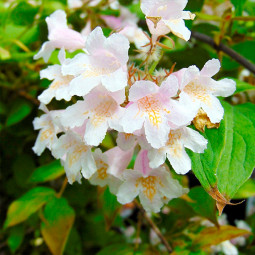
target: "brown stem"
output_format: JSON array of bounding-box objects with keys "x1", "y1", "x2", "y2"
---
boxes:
[
  {"x1": 134, "y1": 200, "x2": 173, "y2": 253},
  {"x1": 191, "y1": 31, "x2": 255, "y2": 74},
  {"x1": 57, "y1": 177, "x2": 68, "y2": 198}
]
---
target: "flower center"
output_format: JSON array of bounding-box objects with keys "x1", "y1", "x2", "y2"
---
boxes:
[
  {"x1": 97, "y1": 160, "x2": 108, "y2": 180},
  {"x1": 138, "y1": 95, "x2": 162, "y2": 127},
  {"x1": 138, "y1": 176, "x2": 157, "y2": 201}
]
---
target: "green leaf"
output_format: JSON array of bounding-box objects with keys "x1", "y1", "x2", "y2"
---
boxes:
[
  {"x1": 233, "y1": 179, "x2": 255, "y2": 199},
  {"x1": 4, "y1": 187, "x2": 55, "y2": 228},
  {"x1": 192, "y1": 225, "x2": 251, "y2": 250},
  {"x1": 189, "y1": 102, "x2": 255, "y2": 213},
  {"x1": 41, "y1": 197, "x2": 75, "y2": 255},
  {"x1": 11, "y1": 2, "x2": 39, "y2": 26},
  {"x1": 6, "y1": 100, "x2": 32, "y2": 127},
  {"x1": 232, "y1": 78, "x2": 255, "y2": 94},
  {"x1": 231, "y1": 0, "x2": 247, "y2": 16},
  {"x1": 29, "y1": 160, "x2": 65, "y2": 183},
  {"x1": 97, "y1": 244, "x2": 133, "y2": 255},
  {"x1": 186, "y1": 0, "x2": 205, "y2": 12},
  {"x1": 7, "y1": 225, "x2": 25, "y2": 253},
  {"x1": 187, "y1": 187, "x2": 218, "y2": 226}
]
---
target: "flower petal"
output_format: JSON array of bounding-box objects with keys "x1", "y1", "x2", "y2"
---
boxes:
[{"x1": 200, "y1": 59, "x2": 221, "y2": 77}]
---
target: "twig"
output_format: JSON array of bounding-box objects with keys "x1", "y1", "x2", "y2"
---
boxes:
[
  {"x1": 57, "y1": 177, "x2": 68, "y2": 198},
  {"x1": 134, "y1": 200, "x2": 173, "y2": 253},
  {"x1": 191, "y1": 31, "x2": 255, "y2": 74}
]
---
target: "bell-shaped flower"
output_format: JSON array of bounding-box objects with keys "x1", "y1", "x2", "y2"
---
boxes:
[
  {"x1": 148, "y1": 127, "x2": 207, "y2": 174},
  {"x1": 120, "y1": 76, "x2": 193, "y2": 149},
  {"x1": 32, "y1": 104, "x2": 63, "y2": 156},
  {"x1": 34, "y1": 10, "x2": 86, "y2": 62},
  {"x1": 89, "y1": 146, "x2": 133, "y2": 194},
  {"x1": 61, "y1": 27, "x2": 129, "y2": 97},
  {"x1": 174, "y1": 59, "x2": 236, "y2": 123},
  {"x1": 117, "y1": 150, "x2": 188, "y2": 213},
  {"x1": 38, "y1": 49, "x2": 73, "y2": 104},
  {"x1": 102, "y1": 7, "x2": 150, "y2": 49},
  {"x1": 52, "y1": 128, "x2": 96, "y2": 184},
  {"x1": 141, "y1": 0, "x2": 195, "y2": 42},
  {"x1": 60, "y1": 86, "x2": 125, "y2": 146}
]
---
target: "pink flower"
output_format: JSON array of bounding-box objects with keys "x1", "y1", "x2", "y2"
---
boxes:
[
  {"x1": 38, "y1": 49, "x2": 73, "y2": 104},
  {"x1": 61, "y1": 27, "x2": 130, "y2": 97},
  {"x1": 89, "y1": 146, "x2": 133, "y2": 194},
  {"x1": 32, "y1": 104, "x2": 63, "y2": 155},
  {"x1": 60, "y1": 86, "x2": 125, "y2": 146},
  {"x1": 141, "y1": 0, "x2": 195, "y2": 41},
  {"x1": 148, "y1": 127, "x2": 207, "y2": 174},
  {"x1": 120, "y1": 76, "x2": 193, "y2": 149},
  {"x1": 34, "y1": 10, "x2": 86, "y2": 62},
  {"x1": 117, "y1": 150, "x2": 188, "y2": 213},
  {"x1": 174, "y1": 59, "x2": 236, "y2": 123}
]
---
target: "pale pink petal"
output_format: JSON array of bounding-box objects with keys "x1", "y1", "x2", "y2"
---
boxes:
[
  {"x1": 40, "y1": 65, "x2": 60, "y2": 80},
  {"x1": 86, "y1": 27, "x2": 106, "y2": 55},
  {"x1": 117, "y1": 180, "x2": 139, "y2": 204},
  {"x1": 167, "y1": 147, "x2": 191, "y2": 174},
  {"x1": 147, "y1": 149, "x2": 166, "y2": 168},
  {"x1": 84, "y1": 120, "x2": 108, "y2": 146},
  {"x1": 68, "y1": 75, "x2": 101, "y2": 97},
  {"x1": 200, "y1": 59, "x2": 221, "y2": 77},
  {"x1": 139, "y1": 191, "x2": 163, "y2": 213},
  {"x1": 116, "y1": 133, "x2": 137, "y2": 151},
  {"x1": 201, "y1": 95, "x2": 224, "y2": 123},
  {"x1": 134, "y1": 150, "x2": 151, "y2": 177},
  {"x1": 210, "y1": 78, "x2": 236, "y2": 97},
  {"x1": 105, "y1": 33, "x2": 130, "y2": 65},
  {"x1": 106, "y1": 146, "x2": 133, "y2": 178},
  {"x1": 164, "y1": 19, "x2": 191, "y2": 41},
  {"x1": 34, "y1": 42, "x2": 54, "y2": 62},
  {"x1": 81, "y1": 150, "x2": 97, "y2": 179},
  {"x1": 101, "y1": 68, "x2": 127, "y2": 92},
  {"x1": 183, "y1": 127, "x2": 208, "y2": 153},
  {"x1": 120, "y1": 104, "x2": 144, "y2": 133},
  {"x1": 60, "y1": 100, "x2": 89, "y2": 128},
  {"x1": 61, "y1": 53, "x2": 90, "y2": 76},
  {"x1": 129, "y1": 80, "x2": 158, "y2": 102},
  {"x1": 159, "y1": 74, "x2": 179, "y2": 98},
  {"x1": 144, "y1": 117, "x2": 169, "y2": 149},
  {"x1": 46, "y1": 10, "x2": 68, "y2": 34},
  {"x1": 180, "y1": 65, "x2": 200, "y2": 89}
]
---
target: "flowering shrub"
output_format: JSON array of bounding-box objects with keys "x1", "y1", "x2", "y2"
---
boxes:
[{"x1": 1, "y1": 0, "x2": 255, "y2": 254}]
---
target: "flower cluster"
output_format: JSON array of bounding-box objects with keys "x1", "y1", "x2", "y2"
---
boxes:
[{"x1": 33, "y1": 0, "x2": 236, "y2": 213}]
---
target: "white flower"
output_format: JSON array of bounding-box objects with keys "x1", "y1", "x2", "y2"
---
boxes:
[
  {"x1": 34, "y1": 10, "x2": 86, "y2": 62},
  {"x1": 38, "y1": 49, "x2": 73, "y2": 104},
  {"x1": 52, "y1": 129, "x2": 96, "y2": 183},
  {"x1": 32, "y1": 104, "x2": 63, "y2": 156},
  {"x1": 120, "y1": 76, "x2": 194, "y2": 149},
  {"x1": 89, "y1": 146, "x2": 133, "y2": 194},
  {"x1": 102, "y1": 7, "x2": 150, "y2": 49},
  {"x1": 61, "y1": 27, "x2": 129, "y2": 97},
  {"x1": 174, "y1": 59, "x2": 236, "y2": 123},
  {"x1": 148, "y1": 127, "x2": 207, "y2": 174},
  {"x1": 140, "y1": 0, "x2": 195, "y2": 41},
  {"x1": 60, "y1": 86, "x2": 125, "y2": 146},
  {"x1": 117, "y1": 150, "x2": 188, "y2": 213}
]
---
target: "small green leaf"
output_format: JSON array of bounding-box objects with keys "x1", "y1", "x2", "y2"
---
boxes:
[
  {"x1": 187, "y1": 187, "x2": 218, "y2": 226},
  {"x1": 29, "y1": 160, "x2": 65, "y2": 183},
  {"x1": 232, "y1": 78, "x2": 255, "y2": 94},
  {"x1": 4, "y1": 187, "x2": 55, "y2": 228},
  {"x1": 7, "y1": 225, "x2": 25, "y2": 253},
  {"x1": 233, "y1": 179, "x2": 255, "y2": 199},
  {"x1": 6, "y1": 100, "x2": 32, "y2": 127},
  {"x1": 41, "y1": 197, "x2": 75, "y2": 255}
]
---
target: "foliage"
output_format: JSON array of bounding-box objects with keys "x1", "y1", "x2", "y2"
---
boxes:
[{"x1": 0, "y1": 0, "x2": 255, "y2": 254}]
